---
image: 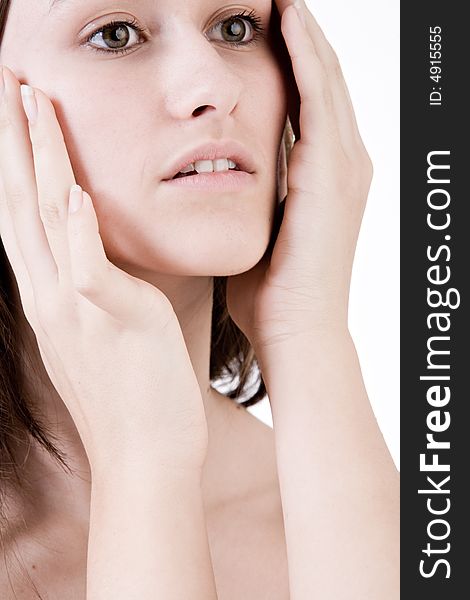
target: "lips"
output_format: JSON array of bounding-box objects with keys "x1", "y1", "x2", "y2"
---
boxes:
[
  {"x1": 161, "y1": 169, "x2": 253, "y2": 192},
  {"x1": 161, "y1": 139, "x2": 256, "y2": 181}
]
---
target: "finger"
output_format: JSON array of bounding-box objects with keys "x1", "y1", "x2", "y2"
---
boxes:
[
  {"x1": 300, "y1": 1, "x2": 366, "y2": 151},
  {"x1": 0, "y1": 174, "x2": 38, "y2": 328},
  {"x1": 0, "y1": 66, "x2": 57, "y2": 297},
  {"x1": 21, "y1": 82, "x2": 76, "y2": 287},
  {"x1": 281, "y1": 4, "x2": 338, "y2": 146},
  {"x1": 275, "y1": 0, "x2": 294, "y2": 14},
  {"x1": 67, "y1": 187, "x2": 170, "y2": 327}
]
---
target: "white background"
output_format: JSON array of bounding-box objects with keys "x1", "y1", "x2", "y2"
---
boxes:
[{"x1": 244, "y1": 0, "x2": 400, "y2": 469}]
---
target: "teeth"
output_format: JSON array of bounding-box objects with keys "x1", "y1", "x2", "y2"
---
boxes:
[
  {"x1": 212, "y1": 158, "x2": 229, "y2": 172},
  {"x1": 179, "y1": 163, "x2": 195, "y2": 174},
  {"x1": 194, "y1": 160, "x2": 214, "y2": 174},
  {"x1": 178, "y1": 157, "x2": 238, "y2": 175}
]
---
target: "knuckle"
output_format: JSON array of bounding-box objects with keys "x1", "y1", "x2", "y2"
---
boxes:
[
  {"x1": 340, "y1": 157, "x2": 368, "y2": 199},
  {"x1": 361, "y1": 151, "x2": 374, "y2": 182},
  {"x1": 5, "y1": 188, "x2": 27, "y2": 214},
  {"x1": 73, "y1": 271, "x2": 102, "y2": 298},
  {"x1": 39, "y1": 199, "x2": 62, "y2": 228},
  {"x1": 326, "y1": 45, "x2": 342, "y2": 73},
  {"x1": 31, "y1": 132, "x2": 51, "y2": 152},
  {"x1": 333, "y1": 61, "x2": 344, "y2": 83},
  {"x1": 345, "y1": 146, "x2": 374, "y2": 189},
  {"x1": 349, "y1": 171, "x2": 369, "y2": 198}
]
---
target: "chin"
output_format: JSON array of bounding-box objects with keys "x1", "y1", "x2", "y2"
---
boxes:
[
  {"x1": 114, "y1": 233, "x2": 270, "y2": 278},
  {"x1": 159, "y1": 240, "x2": 270, "y2": 277},
  {"x1": 100, "y1": 203, "x2": 274, "y2": 277}
]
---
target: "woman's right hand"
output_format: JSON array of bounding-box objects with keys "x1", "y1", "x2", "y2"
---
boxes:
[{"x1": 0, "y1": 66, "x2": 208, "y2": 476}]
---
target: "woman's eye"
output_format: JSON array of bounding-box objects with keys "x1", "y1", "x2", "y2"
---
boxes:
[
  {"x1": 85, "y1": 10, "x2": 265, "y2": 56},
  {"x1": 86, "y1": 19, "x2": 146, "y2": 55},
  {"x1": 208, "y1": 10, "x2": 265, "y2": 48}
]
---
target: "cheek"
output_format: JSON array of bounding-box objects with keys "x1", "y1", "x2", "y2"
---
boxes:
[
  {"x1": 58, "y1": 96, "x2": 145, "y2": 196},
  {"x1": 250, "y1": 55, "x2": 287, "y2": 137},
  {"x1": 249, "y1": 56, "x2": 288, "y2": 196}
]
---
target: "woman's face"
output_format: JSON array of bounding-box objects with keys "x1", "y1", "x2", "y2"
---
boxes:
[{"x1": 1, "y1": 0, "x2": 288, "y2": 278}]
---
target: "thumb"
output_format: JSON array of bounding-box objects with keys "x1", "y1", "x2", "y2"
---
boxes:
[{"x1": 67, "y1": 185, "x2": 170, "y2": 326}]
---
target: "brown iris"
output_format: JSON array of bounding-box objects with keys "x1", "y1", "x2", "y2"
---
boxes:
[
  {"x1": 220, "y1": 17, "x2": 247, "y2": 43},
  {"x1": 101, "y1": 24, "x2": 130, "y2": 49}
]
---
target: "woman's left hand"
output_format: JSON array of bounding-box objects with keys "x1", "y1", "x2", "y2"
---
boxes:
[{"x1": 226, "y1": 0, "x2": 374, "y2": 354}]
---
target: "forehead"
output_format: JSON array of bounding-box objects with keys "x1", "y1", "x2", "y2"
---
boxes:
[
  {"x1": 47, "y1": 0, "x2": 274, "y2": 11},
  {"x1": 6, "y1": 0, "x2": 277, "y2": 36}
]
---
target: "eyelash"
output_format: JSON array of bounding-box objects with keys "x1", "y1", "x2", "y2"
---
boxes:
[{"x1": 85, "y1": 10, "x2": 266, "y2": 56}]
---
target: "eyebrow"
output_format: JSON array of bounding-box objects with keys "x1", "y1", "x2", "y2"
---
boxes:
[
  {"x1": 49, "y1": 0, "x2": 71, "y2": 12},
  {"x1": 49, "y1": 0, "x2": 94, "y2": 13}
]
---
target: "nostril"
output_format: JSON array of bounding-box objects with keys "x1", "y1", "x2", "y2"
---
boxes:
[{"x1": 192, "y1": 105, "x2": 211, "y2": 116}]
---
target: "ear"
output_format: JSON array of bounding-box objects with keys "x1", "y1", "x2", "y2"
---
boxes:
[{"x1": 270, "y1": 2, "x2": 301, "y2": 142}]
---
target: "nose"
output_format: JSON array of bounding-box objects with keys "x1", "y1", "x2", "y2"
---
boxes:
[{"x1": 159, "y1": 25, "x2": 243, "y2": 125}]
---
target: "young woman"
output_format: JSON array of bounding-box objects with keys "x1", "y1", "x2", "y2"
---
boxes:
[{"x1": 0, "y1": 0, "x2": 399, "y2": 598}]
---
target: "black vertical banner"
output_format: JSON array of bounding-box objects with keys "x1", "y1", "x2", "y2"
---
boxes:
[{"x1": 401, "y1": 2, "x2": 469, "y2": 598}]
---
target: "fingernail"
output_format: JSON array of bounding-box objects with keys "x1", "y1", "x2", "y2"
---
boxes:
[
  {"x1": 293, "y1": 0, "x2": 307, "y2": 28},
  {"x1": 20, "y1": 84, "x2": 38, "y2": 125},
  {"x1": 69, "y1": 185, "x2": 83, "y2": 215},
  {"x1": 0, "y1": 66, "x2": 5, "y2": 99}
]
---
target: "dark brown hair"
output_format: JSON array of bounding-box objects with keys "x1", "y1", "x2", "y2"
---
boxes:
[{"x1": 0, "y1": 0, "x2": 297, "y2": 595}]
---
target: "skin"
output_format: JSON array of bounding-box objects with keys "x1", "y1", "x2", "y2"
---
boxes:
[
  {"x1": 0, "y1": 0, "x2": 399, "y2": 598},
  {"x1": 0, "y1": 0, "x2": 290, "y2": 595},
  {"x1": 0, "y1": 0, "x2": 286, "y2": 513}
]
